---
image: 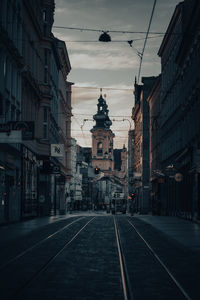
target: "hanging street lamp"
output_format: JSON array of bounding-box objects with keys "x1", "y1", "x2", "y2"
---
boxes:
[{"x1": 99, "y1": 31, "x2": 111, "y2": 42}]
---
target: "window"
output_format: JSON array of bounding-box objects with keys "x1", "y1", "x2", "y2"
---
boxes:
[
  {"x1": 97, "y1": 142, "x2": 103, "y2": 156},
  {"x1": 43, "y1": 24, "x2": 47, "y2": 36},
  {"x1": 44, "y1": 49, "x2": 48, "y2": 65},
  {"x1": 44, "y1": 67, "x2": 48, "y2": 83},
  {"x1": 43, "y1": 107, "x2": 48, "y2": 139},
  {"x1": 44, "y1": 49, "x2": 48, "y2": 83},
  {"x1": 0, "y1": 94, "x2": 3, "y2": 115},
  {"x1": 3, "y1": 57, "x2": 6, "y2": 78},
  {"x1": 43, "y1": 10, "x2": 47, "y2": 22},
  {"x1": 11, "y1": 105, "x2": 15, "y2": 120}
]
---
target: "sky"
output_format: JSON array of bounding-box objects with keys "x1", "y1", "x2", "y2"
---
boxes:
[{"x1": 53, "y1": 0, "x2": 181, "y2": 148}]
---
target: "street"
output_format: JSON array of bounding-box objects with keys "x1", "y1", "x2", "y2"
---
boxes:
[{"x1": 0, "y1": 213, "x2": 199, "y2": 300}]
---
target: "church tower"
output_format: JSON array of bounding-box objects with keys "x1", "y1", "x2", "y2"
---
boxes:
[{"x1": 91, "y1": 93, "x2": 115, "y2": 174}]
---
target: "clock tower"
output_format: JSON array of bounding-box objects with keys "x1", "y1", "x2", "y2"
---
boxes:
[{"x1": 91, "y1": 93, "x2": 115, "y2": 174}]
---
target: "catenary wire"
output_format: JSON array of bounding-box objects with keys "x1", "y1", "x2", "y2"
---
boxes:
[
  {"x1": 137, "y1": 0, "x2": 157, "y2": 83},
  {"x1": 53, "y1": 25, "x2": 178, "y2": 35}
]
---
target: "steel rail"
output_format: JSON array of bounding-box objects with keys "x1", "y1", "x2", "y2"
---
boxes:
[
  {"x1": 0, "y1": 217, "x2": 85, "y2": 270},
  {"x1": 114, "y1": 217, "x2": 133, "y2": 300},
  {"x1": 12, "y1": 217, "x2": 95, "y2": 299},
  {"x1": 127, "y1": 219, "x2": 192, "y2": 300}
]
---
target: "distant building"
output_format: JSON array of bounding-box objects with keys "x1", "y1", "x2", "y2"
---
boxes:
[
  {"x1": 89, "y1": 93, "x2": 128, "y2": 209},
  {"x1": 113, "y1": 146, "x2": 128, "y2": 201},
  {"x1": 132, "y1": 77, "x2": 157, "y2": 213},
  {"x1": 128, "y1": 129, "x2": 135, "y2": 197},
  {"x1": 69, "y1": 138, "x2": 82, "y2": 210},
  {"x1": 57, "y1": 39, "x2": 73, "y2": 214},
  {"x1": 147, "y1": 75, "x2": 161, "y2": 215}
]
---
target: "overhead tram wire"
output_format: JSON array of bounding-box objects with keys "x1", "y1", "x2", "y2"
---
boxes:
[
  {"x1": 72, "y1": 86, "x2": 133, "y2": 91},
  {"x1": 137, "y1": 0, "x2": 157, "y2": 83},
  {"x1": 72, "y1": 112, "x2": 131, "y2": 117},
  {"x1": 60, "y1": 35, "x2": 164, "y2": 43},
  {"x1": 53, "y1": 25, "x2": 173, "y2": 36}
]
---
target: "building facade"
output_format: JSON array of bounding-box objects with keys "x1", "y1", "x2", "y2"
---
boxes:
[
  {"x1": 132, "y1": 77, "x2": 156, "y2": 213},
  {"x1": 0, "y1": 0, "x2": 23, "y2": 223},
  {"x1": 128, "y1": 130, "x2": 135, "y2": 198},
  {"x1": 147, "y1": 75, "x2": 162, "y2": 215},
  {"x1": 0, "y1": 0, "x2": 72, "y2": 224},
  {"x1": 69, "y1": 138, "x2": 82, "y2": 210},
  {"x1": 158, "y1": 0, "x2": 200, "y2": 220}
]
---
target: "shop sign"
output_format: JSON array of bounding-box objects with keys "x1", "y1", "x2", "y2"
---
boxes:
[
  {"x1": 0, "y1": 123, "x2": 11, "y2": 132},
  {"x1": 40, "y1": 161, "x2": 60, "y2": 174},
  {"x1": 51, "y1": 144, "x2": 64, "y2": 157},
  {"x1": 0, "y1": 131, "x2": 22, "y2": 143},
  {"x1": 0, "y1": 122, "x2": 34, "y2": 140}
]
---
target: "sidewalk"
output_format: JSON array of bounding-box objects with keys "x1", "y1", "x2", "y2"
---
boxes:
[
  {"x1": 0, "y1": 214, "x2": 75, "y2": 242},
  {"x1": 134, "y1": 215, "x2": 200, "y2": 251},
  {"x1": 0, "y1": 211, "x2": 106, "y2": 241}
]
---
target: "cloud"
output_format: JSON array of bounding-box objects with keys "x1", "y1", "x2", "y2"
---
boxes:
[
  {"x1": 54, "y1": 0, "x2": 180, "y2": 148},
  {"x1": 69, "y1": 52, "x2": 138, "y2": 70}
]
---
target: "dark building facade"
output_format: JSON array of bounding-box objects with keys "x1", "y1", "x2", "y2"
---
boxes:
[
  {"x1": 157, "y1": 0, "x2": 200, "y2": 220},
  {"x1": 147, "y1": 75, "x2": 162, "y2": 215},
  {"x1": 0, "y1": 0, "x2": 23, "y2": 223},
  {"x1": 0, "y1": 0, "x2": 72, "y2": 224}
]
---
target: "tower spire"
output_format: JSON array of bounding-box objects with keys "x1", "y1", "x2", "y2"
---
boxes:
[{"x1": 91, "y1": 94, "x2": 112, "y2": 131}]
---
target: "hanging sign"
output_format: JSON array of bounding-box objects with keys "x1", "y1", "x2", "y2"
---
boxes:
[{"x1": 51, "y1": 144, "x2": 64, "y2": 157}]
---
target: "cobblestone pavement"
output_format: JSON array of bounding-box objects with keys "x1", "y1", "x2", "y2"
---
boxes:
[{"x1": 0, "y1": 213, "x2": 199, "y2": 300}]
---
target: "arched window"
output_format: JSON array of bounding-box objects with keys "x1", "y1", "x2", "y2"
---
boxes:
[{"x1": 97, "y1": 142, "x2": 103, "y2": 156}]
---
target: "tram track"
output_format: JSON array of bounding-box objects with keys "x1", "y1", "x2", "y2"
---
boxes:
[
  {"x1": 114, "y1": 216, "x2": 134, "y2": 300},
  {"x1": 126, "y1": 218, "x2": 192, "y2": 300},
  {"x1": 1, "y1": 217, "x2": 95, "y2": 300},
  {"x1": 1, "y1": 215, "x2": 196, "y2": 300},
  {"x1": 114, "y1": 217, "x2": 194, "y2": 300}
]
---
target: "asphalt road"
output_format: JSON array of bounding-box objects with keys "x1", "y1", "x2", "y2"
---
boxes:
[{"x1": 0, "y1": 214, "x2": 199, "y2": 300}]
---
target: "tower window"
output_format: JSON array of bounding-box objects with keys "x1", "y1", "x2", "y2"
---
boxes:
[
  {"x1": 97, "y1": 142, "x2": 103, "y2": 156},
  {"x1": 43, "y1": 107, "x2": 48, "y2": 139}
]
